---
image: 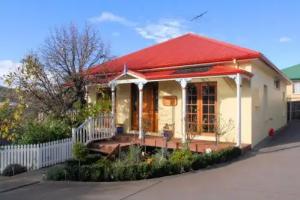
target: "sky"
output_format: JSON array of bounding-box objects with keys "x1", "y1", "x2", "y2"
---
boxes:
[{"x1": 1, "y1": 0, "x2": 300, "y2": 85}]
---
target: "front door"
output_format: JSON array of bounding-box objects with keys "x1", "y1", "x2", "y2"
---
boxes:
[{"x1": 131, "y1": 83, "x2": 158, "y2": 132}]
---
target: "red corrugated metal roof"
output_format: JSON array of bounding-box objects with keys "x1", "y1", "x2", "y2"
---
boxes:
[{"x1": 88, "y1": 33, "x2": 261, "y2": 75}]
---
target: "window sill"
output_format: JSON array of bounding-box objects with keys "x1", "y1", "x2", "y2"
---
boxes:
[{"x1": 189, "y1": 132, "x2": 215, "y2": 136}]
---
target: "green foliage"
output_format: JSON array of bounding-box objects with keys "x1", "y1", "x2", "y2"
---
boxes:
[
  {"x1": 47, "y1": 146, "x2": 242, "y2": 182},
  {"x1": 110, "y1": 160, "x2": 150, "y2": 181},
  {"x1": 125, "y1": 145, "x2": 142, "y2": 164},
  {"x1": 169, "y1": 149, "x2": 194, "y2": 172},
  {"x1": 46, "y1": 165, "x2": 66, "y2": 181},
  {"x1": 16, "y1": 118, "x2": 70, "y2": 144},
  {"x1": 72, "y1": 142, "x2": 88, "y2": 162},
  {"x1": 71, "y1": 101, "x2": 111, "y2": 126},
  {"x1": 2, "y1": 164, "x2": 27, "y2": 176}
]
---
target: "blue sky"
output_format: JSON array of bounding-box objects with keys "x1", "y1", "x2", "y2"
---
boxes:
[{"x1": 1, "y1": 0, "x2": 300, "y2": 84}]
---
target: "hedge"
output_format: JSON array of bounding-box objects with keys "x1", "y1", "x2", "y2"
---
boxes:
[
  {"x1": 1, "y1": 164, "x2": 27, "y2": 176},
  {"x1": 47, "y1": 146, "x2": 242, "y2": 181}
]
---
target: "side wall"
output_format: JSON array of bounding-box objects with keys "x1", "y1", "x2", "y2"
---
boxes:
[{"x1": 250, "y1": 60, "x2": 287, "y2": 146}]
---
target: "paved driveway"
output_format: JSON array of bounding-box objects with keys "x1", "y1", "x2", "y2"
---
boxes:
[{"x1": 1, "y1": 121, "x2": 300, "y2": 200}]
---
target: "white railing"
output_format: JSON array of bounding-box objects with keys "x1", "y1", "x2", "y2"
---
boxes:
[
  {"x1": 0, "y1": 138, "x2": 72, "y2": 173},
  {"x1": 72, "y1": 113, "x2": 115, "y2": 144}
]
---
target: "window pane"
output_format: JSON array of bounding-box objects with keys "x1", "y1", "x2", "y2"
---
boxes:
[
  {"x1": 203, "y1": 105, "x2": 208, "y2": 114},
  {"x1": 294, "y1": 82, "x2": 300, "y2": 94},
  {"x1": 203, "y1": 115, "x2": 208, "y2": 123},
  {"x1": 202, "y1": 86, "x2": 209, "y2": 95},
  {"x1": 208, "y1": 125, "x2": 215, "y2": 132},
  {"x1": 202, "y1": 125, "x2": 208, "y2": 132},
  {"x1": 209, "y1": 86, "x2": 215, "y2": 94},
  {"x1": 209, "y1": 115, "x2": 215, "y2": 124},
  {"x1": 209, "y1": 96, "x2": 215, "y2": 104},
  {"x1": 203, "y1": 96, "x2": 208, "y2": 104},
  {"x1": 209, "y1": 105, "x2": 215, "y2": 113}
]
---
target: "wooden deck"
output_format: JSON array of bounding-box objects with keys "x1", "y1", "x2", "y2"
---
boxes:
[{"x1": 88, "y1": 134, "x2": 251, "y2": 155}]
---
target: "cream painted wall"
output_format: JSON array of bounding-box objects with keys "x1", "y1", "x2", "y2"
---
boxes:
[
  {"x1": 115, "y1": 84, "x2": 131, "y2": 132},
  {"x1": 158, "y1": 81, "x2": 182, "y2": 138},
  {"x1": 250, "y1": 60, "x2": 287, "y2": 146}
]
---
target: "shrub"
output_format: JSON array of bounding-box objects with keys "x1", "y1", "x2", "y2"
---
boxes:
[
  {"x1": 16, "y1": 118, "x2": 70, "y2": 144},
  {"x1": 78, "y1": 165, "x2": 93, "y2": 181},
  {"x1": 110, "y1": 161, "x2": 151, "y2": 181},
  {"x1": 93, "y1": 159, "x2": 111, "y2": 181},
  {"x1": 123, "y1": 145, "x2": 142, "y2": 164},
  {"x1": 47, "y1": 165, "x2": 66, "y2": 181},
  {"x1": 191, "y1": 154, "x2": 207, "y2": 170},
  {"x1": 72, "y1": 142, "x2": 88, "y2": 163},
  {"x1": 169, "y1": 149, "x2": 194, "y2": 172},
  {"x1": 46, "y1": 146, "x2": 242, "y2": 182},
  {"x1": 2, "y1": 164, "x2": 27, "y2": 176},
  {"x1": 149, "y1": 160, "x2": 172, "y2": 178},
  {"x1": 64, "y1": 160, "x2": 79, "y2": 181}
]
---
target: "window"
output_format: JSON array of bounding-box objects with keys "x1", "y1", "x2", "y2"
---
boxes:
[
  {"x1": 201, "y1": 84, "x2": 216, "y2": 133},
  {"x1": 187, "y1": 84, "x2": 198, "y2": 133},
  {"x1": 186, "y1": 82, "x2": 217, "y2": 134},
  {"x1": 293, "y1": 82, "x2": 300, "y2": 94},
  {"x1": 274, "y1": 79, "x2": 280, "y2": 89}
]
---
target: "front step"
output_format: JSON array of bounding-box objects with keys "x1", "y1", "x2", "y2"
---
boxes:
[
  {"x1": 88, "y1": 137, "x2": 134, "y2": 158},
  {"x1": 89, "y1": 143, "x2": 120, "y2": 155}
]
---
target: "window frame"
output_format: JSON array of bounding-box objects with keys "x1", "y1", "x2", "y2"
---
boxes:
[
  {"x1": 293, "y1": 82, "x2": 300, "y2": 94},
  {"x1": 186, "y1": 82, "x2": 217, "y2": 136}
]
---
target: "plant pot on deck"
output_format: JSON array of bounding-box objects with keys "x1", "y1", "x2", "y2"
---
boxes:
[{"x1": 116, "y1": 124, "x2": 124, "y2": 135}]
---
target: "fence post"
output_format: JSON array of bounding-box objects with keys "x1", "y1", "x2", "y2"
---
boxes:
[
  {"x1": 88, "y1": 116, "x2": 93, "y2": 142},
  {"x1": 72, "y1": 128, "x2": 76, "y2": 144}
]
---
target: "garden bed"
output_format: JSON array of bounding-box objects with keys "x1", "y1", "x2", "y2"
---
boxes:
[{"x1": 46, "y1": 145, "x2": 242, "y2": 182}]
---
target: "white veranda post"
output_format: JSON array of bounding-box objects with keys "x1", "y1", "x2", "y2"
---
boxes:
[
  {"x1": 235, "y1": 73, "x2": 242, "y2": 147},
  {"x1": 110, "y1": 82, "x2": 116, "y2": 136},
  {"x1": 178, "y1": 79, "x2": 188, "y2": 143},
  {"x1": 137, "y1": 82, "x2": 145, "y2": 140}
]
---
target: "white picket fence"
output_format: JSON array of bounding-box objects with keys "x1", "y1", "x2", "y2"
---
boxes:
[{"x1": 0, "y1": 138, "x2": 72, "y2": 173}]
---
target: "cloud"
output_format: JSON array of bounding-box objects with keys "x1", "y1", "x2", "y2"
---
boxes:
[
  {"x1": 89, "y1": 12, "x2": 136, "y2": 27},
  {"x1": 135, "y1": 19, "x2": 189, "y2": 43},
  {"x1": 112, "y1": 32, "x2": 120, "y2": 37},
  {"x1": 279, "y1": 36, "x2": 292, "y2": 43},
  {"x1": 90, "y1": 12, "x2": 190, "y2": 43},
  {"x1": 0, "y1": 60, "x2": 21, "y2": 86}
]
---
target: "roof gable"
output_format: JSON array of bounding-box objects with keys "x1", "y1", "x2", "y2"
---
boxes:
[{"x1": 88, "y1": 33, "x2": 261, "y2": 75}]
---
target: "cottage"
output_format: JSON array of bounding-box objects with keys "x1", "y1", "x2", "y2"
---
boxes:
[{"x1": 85, "y1": 33, "x2": 289, "y2": 147}]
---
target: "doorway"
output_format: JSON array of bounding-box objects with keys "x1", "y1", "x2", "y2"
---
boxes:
[{"x1": 131, "y1": 83, "x2": 158, "y2": 132}]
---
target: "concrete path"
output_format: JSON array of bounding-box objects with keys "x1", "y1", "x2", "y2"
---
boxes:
[
  {"x1": 1, "y1": 121, "x2": 300, "y2": 200},
  {"x1": 0, "y1": 169, "x2": 46, "y2": 193}
]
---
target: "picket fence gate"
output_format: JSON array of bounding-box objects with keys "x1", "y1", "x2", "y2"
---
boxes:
[{"x1": 0, "y1": 138, "x2": 72, "y2": 173}]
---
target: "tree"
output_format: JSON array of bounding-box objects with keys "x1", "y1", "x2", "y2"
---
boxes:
[
  {"x1": 213, "y1": 115, "x2": 234, "y2": 146},
  {"x1": 0, "y1": 100, "x2": 25, "y2": 141},
  {"x1": 42, "y1": 24, "x2": 109, "y2": 106},
  {"x1": 5, "y1": 24, "x2": 110, "y2": 119}
]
